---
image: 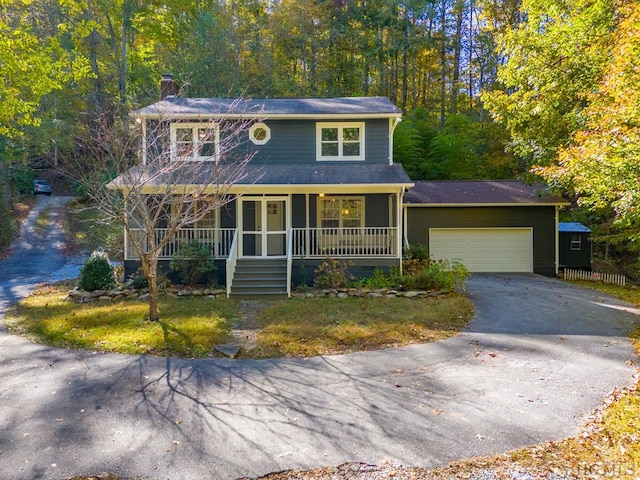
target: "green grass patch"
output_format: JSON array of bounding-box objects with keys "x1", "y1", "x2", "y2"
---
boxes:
[
  {"x1": 64, "y1": 198, "x2": 123, "y2": 259},
  {"x1": 4, "y1": 283, "x2": 237, "y2": 358},
  {"x1": 248, "y1": 294, "x2": 475, "y2": 358},
  {"x1": 5, "y1": 286, "x2": 475, "y2": 359}
]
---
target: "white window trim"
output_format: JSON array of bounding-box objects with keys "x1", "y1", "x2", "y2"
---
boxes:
[
  {"x1": 249, "y1": 122, "x2": 271, "y2": 145},
  {"x1": 316, "y1": 122, "x2": 365, "y2": 161},
  {"x1": 317, "y1": 196, "x2": 365, "y2": 229},
  {"x1": 170, "y1": 198, "x2": 220, "y2": 228},
  {"x1": 170, "y1": 122, "x2": 220, "y2": 161},
  {"x1": 570, "y1": 234, "x2": 582, "y2": 251}
]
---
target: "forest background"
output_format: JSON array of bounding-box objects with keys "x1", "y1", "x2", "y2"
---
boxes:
[{"x1": 1, "y1": 0, "x2": 638, "y2": 275}]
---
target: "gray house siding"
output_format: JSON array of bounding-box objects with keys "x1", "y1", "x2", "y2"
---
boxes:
[
  {"x1": 224, "y1": 119, "x2": 393, "y2": 165},
  {"x1": 406, "y1": 206, "x2": 558, "y2": 276}
]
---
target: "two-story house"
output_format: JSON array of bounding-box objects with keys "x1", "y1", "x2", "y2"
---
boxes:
[{"x1": 119, "y1": 81, "x2": 413, "y2": 295}]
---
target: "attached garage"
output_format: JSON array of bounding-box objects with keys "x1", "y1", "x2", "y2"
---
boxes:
[
  {"x1": 429, "y1": 228, "x2": 533, "y2": 273},
  {"x1": 404, "y1": 181, "x2": 569, "y2": 276}
]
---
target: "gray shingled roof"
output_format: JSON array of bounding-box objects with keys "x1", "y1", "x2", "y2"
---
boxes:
[
  {"x1": 132, "y1": 96, "x2": 401, "y2": 118},
  {"x1": 404, "y1": 180, "x2": 568, "y2": 205},
  {"x1": 111, "y1": 163, "x2": 412, "y2": 188}
]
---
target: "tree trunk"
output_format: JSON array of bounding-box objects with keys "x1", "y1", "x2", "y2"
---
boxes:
[
  {"x1": 148, "y1": 267, "x2": 159, "y2": 322},
  {"x1": 450, "y1": 0, "x2": 464, "y2": 115},
  {"x1": 142, "y1": 253, "x2": 160, "y2": 322},
  {"x1": 440, "y1": 0, "x2": 447, "y2": 127}
]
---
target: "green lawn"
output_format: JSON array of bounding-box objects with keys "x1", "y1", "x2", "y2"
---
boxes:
[
  {"x1": 250, "y1": 295, "x2": 474, "y2": 358},
  {"x1": 4, "y1": 283, "x2": 475, "y2": 359},
  {"x1": 4, "y1": 283, "x2": 236, "y2": 357}
]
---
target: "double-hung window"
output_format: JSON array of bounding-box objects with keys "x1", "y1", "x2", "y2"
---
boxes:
[
  {"x1": 316, "y1": 122, "x2": 365, "y2": 161},
  {"x1": 319, "y1": 197, "x2": 364, "y2": 230},
  {"x1": 170, "y1": 122, "x2": 220, "y2": 161}
]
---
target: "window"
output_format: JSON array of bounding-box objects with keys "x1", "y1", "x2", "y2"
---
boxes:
[
  {"x1": 316, "y1": 122, "x2": 364, "y2": 161},
  {"x1": 249, "y1": 122, "x2": 271, "y2": 145},
  {"x1": 571, "y1": 234, "x2": 582, "y2": 251},
  {"x1": 170, "y1": 122, "x2": 219, "y2": 161},
  {"x1": 319, "y1": 197, "x2": 364, "y2": 229},
  {"x1": 171, "y1": 197, "x2": 218, "y2": 228}
]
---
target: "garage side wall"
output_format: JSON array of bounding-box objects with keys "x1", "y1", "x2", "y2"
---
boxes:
[{"x1": 405, "y1": 206, "x2": 558, "y2": 276}]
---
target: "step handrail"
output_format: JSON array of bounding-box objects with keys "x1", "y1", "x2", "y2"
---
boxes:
[
  {"x1": 286, "y1": 228, "x2": 293, "y2": 298},
  {"x1": 225, "y1": 229, "x2": 239, "y2": 298}
]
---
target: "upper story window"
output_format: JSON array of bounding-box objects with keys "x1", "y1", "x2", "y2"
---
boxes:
[
  {"x1": 249, "y1": 122, "x2": 271, "y2": 145},
  {"x1": 170, "y1": 122, "x2": 220, "y2": 161},
  {"x1": 316, "y1": 122, "x2": 365, "y2": 161}
]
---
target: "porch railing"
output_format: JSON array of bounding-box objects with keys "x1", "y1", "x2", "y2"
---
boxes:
[
  {"x1": 291, "y1": 227, "x2": 398, "y2": 257},
  {"x1": 125, "y1": 228, "x2": 237, "y2": 260}
]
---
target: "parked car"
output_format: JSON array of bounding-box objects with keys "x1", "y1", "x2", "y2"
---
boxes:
[{"x1": 32, "y1": 179, "x2": 53, "y2": 196}]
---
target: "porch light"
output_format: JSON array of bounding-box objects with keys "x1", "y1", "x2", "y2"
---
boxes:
[
  {"x1": 343, "y1": 209, "x2": 350, "y2": 215},
  {"x1": 318, "y1": 193, "x2": 325, "y2": 197}
]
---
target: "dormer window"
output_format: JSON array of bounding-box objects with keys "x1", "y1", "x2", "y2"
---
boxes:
[
  {"x1": 316, "y1": 122, "x2": 365, "y2": 161},
  {"x1": 170, "y1": 122, "x2": 220, "y2": 161}
]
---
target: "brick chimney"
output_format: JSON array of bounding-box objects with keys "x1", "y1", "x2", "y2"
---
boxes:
[{"x1": 160, "y1": 73, "x2": 179, "y2": 100}]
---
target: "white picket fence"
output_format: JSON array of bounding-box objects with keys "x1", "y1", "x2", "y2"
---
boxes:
[{"x1": 563, "y1": 269, "x2": 626, "y2": 287}]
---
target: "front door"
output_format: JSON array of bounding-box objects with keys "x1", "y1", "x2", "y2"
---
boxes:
[{"x1": 240, "y1": 197, "x2": 287, "y2": 257}]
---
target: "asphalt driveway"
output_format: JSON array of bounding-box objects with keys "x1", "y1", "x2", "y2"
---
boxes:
[{"x1": 0, "y1": 203, "x2": 638, "y2": 480}]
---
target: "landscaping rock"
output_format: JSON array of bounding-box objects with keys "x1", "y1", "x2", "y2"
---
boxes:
[{"x1": 213, "y1": 344, "x2": 240, "y2": 359}]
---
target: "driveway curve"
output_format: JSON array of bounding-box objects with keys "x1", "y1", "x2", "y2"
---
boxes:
[{"x1": 0, "y1": 205, "x2": 638, "y2": 480}]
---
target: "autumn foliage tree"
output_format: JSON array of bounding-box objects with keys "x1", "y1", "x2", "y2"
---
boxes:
[{"x1": 536, "y1": 1, "x2": 640, "y2": 242}]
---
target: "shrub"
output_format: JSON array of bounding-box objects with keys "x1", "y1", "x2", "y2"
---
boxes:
[
  {"x1": 405, "y1": 243, "x2": 429, "y2": 261},
  {"x1": 353, "y1": 268, "x2": 397, "y2": 289},
  {"x1": 401, "y1": 259, "x2": 468, "y2": 292},
  {"x1": 169, "y1": 241, "x2": 217, "y2": 286},
  {"x1": 127, "y1": 268, "x2": 169, "y2": 290},
  {"x1": 313, "y1": 256, "x2": 355, "y2": 289},
  {"x1": 78, "y1": 249, "x2": 115, "y2": 291}
]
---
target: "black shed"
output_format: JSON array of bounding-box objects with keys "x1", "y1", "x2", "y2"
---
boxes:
[{"x1": 558, "y1": 222, "x2": 592, "y2": 270}]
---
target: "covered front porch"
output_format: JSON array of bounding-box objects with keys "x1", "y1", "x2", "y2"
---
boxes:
[{"x1": 124, "y1": 191, "x2": 406, "y2": 295}]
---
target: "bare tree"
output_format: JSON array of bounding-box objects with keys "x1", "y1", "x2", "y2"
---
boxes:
[{"x1": 64, "y1": 101, "x2": 258, "y2": 321}]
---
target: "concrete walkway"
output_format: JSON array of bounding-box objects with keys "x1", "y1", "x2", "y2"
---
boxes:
[{"x1": 0, "y1": 203, "x2": 638, "y2": 480}]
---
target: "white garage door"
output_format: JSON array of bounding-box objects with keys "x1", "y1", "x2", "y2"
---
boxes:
[{"x1": 429, "y1": 228, "x2": 533, "y2": 273}]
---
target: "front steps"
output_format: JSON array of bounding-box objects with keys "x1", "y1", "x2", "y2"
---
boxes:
[{"x1": 230, "y1": 258, "x2": 288, "y2": 296}]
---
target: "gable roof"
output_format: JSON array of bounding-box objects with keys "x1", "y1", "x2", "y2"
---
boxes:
[
  {"x1": 131, "y1": 96, "x2": 402, "y2": 120},
  {"x1": 558, "y1": 222, "x2": 591, "y2": 233},
  {"x1": 404, "y1": 180, "x2": 568, "y2": 206}
]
